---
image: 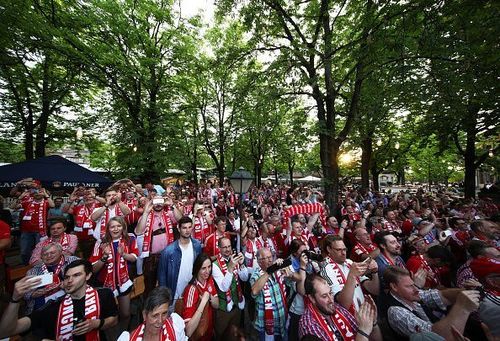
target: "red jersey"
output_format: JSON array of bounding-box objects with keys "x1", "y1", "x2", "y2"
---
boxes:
[
  {"x1": 20, "y1": 199, "x2": 48, "y2": 234},
  {"x1": 203, "y1": 232, "x2": 230, "y2": 257},
  {"x1": 350, "y1": 242, "x2": 379, "y2": 262},
  {"x1": 182, "y1": 278, "x2": 217, "y2": 341}
]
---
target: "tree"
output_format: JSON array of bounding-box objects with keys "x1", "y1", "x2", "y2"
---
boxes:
[
  {"x1": 50, "y1": 0, "x2": 201, "y2": 180},
  {"x1": 217, "y1": 0, "x2": 425, "y2": 210},
  {"x1": 410, "y1": 0, "x2": 499, "y2": 198},
  {"x1": 0, "y1": 0, "x2": 85, "y2": 159}
]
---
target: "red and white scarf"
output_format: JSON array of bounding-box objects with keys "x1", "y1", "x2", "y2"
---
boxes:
[
  {"x1": 324, "y1": 257, "x2": 359, "y2": 314},
  {"x1": 244, "y1": 239, "x2": 257, "y2": 267},
  {"x1": 40, "y1": 256, "x2": 66, "y2": 299},
  {"x1": 74, "y1": 204, "x2": 96, "y2": 233},
  {"x1": 306, "y1": 299, "x2": 356, "y2": 341},
  {"x1": 97, "y1": 205, "x2": 121, "y2": 239},
  {"x1": 56, "y1": 286, "x2": 100, "y2": 341},
  {"x1": 216, "y1": 254, "x2": 244, "y2": 311},
  {"x1": 98, "y1": 239, "x2": 133, "y2": 296},
  {"x1": 129, "y1": 318, "x2": 176, "y2": 341},
  {"x1": 283, "y1": 203, "x2": 326, "y2": 228},
  {"x1": 261, "y1": 270, "x2": 287, "y2": 335},
  {"x1": 142, "y1": 210, "x2": 174, "y2": 257},
  {"x1": 193, "y1": 216, "x2": 209, "y2": 243},
  {"x1": 24, "y1": 200, "x2": 48, "y2": 237}
]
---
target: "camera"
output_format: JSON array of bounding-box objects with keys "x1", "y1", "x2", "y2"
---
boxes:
[
  {"x1": 302, "y1": 250, "x2": 324, "y2": 262},
  {"x1": 266, "y1": 258, "x2": 292, "y2": 275}
]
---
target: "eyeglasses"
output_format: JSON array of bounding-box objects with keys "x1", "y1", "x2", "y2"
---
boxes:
[{"x1": 332, "y1": 248, "x2": 347, "y2": 252}]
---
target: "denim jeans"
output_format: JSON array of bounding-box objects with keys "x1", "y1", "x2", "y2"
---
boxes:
[{"x1": 20, "y1": 232, "x2": 40, "y2": 265}]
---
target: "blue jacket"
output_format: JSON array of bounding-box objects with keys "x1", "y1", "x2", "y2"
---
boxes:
[{"x1": 157, "y1": 238, "x2": 202, "y2": 295}]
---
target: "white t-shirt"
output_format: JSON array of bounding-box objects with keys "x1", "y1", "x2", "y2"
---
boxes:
[
  {"x1": 321, "y1": 259, "x2": 368, "y2": 311},
  {"x1": 175, "y1": 241, "x2": 194, "y2": 299}
]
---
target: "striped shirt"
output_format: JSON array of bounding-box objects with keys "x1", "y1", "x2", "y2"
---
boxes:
[
  {"x1": 250, "y1": 269, "x2": 287, "y2": 337},
  {"x1": 299, "y1": 302, "x2": 358, "y2": 340}
]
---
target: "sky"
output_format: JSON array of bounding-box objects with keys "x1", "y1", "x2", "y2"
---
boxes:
[{"x1": 180, "y1": 0, "x2": 215, "y2": 23}]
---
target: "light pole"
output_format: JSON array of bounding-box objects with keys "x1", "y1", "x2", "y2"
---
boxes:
[{"x1": 229, "y1": 167, "x2": 253, "y2": 251}]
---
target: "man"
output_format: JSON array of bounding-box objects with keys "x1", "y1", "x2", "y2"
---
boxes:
[
  {"x1": 66, "y1": 189, "x2": 100, "y2": 258},
  {"x1": 380, "y1": 266, "x2": 481, "y2": 340},
  {"x1": 470, "y1": 219, "x2": 500, "y2": 249},
  {"x1": 30, "y1": 218, "x2": 78, "y2": 265},
  {"x1": 143, "y1": 181, "x2": 165, "y2": 196},
  {"x1": 286, "y1": 218, "x2": 319, "y2": 252},
  {"x1": 320, "y1": 235, "x2": 379, "y2": 313},
  {"x1": 257, "y1": 221, "x2": 277, "y2": 260},
  {"x1": 0, "y1": 259, "x2": 118, "y2": 340},
  {"x1": 212, "y1": 237, "x2": 249, "y2": 338},
  {"x1": 269, "y1": 215, "x2": 287, "y2": 258},
  {"x1": 157, "y1": 216, "x2": 202, "y2": 306},
  {"x1": 91, "y1": 188, "x2": 131, "y2": 240},
  {"x1": 325, "y1": 216, "x2": 346, "y2": 237},
  {"x1": 374, "y1": 231, "x2": 406, "y2": 288},
  {"x1": 383, "y1": 210, "x2": 402, "y2": 234},
  {"x1": 401, "y1": 208, "x2": 417, "y2": 236},
  {"x1": 204, "y1": 216, "x2": 230, "y2": 259},
  {"x1": 47, "y1": 197, "x2": 68, "y2": 224},
  {"x1": 18, "y1": 187, "x2": 55, "y2": 264},
  {"x1": 250, "y1": 248, "x2": 290, "y2": 340},
  {"x1": 457, "y1": 240, "x2": 499, "y2": 288},
  {"x1": 406, "y1": 245, "x2": 453, "y2": 289},
  {"x1": 299, "y1": 274, "x2": 381, "y2": 340},
  {"x1": 123, "y1": 189, "x2": 144, "y2": 233},
  {"x1": 192, "y1": 203, "x2": 213, "y2": 246},
  {"x1": 121, "y1": 286, "x2": 188, "y2": 340},
  {"x1": 24, "y1": 242, "x2": 79, "y2": 314},
  {"x1": 137, "y1": 197, "x2": 183, "y2": 295},
  {"x1": 350, "y1": 227, "x2": 380, "y2": 262}
]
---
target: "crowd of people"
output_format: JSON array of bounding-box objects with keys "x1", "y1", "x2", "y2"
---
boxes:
[{"x1": 0, "y1": 177, "x2": 498, "y2": 341}]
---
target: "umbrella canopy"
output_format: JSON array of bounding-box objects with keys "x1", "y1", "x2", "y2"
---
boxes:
[{"x1": 0, "y1": 155, "x2": 112, "y2": 190}]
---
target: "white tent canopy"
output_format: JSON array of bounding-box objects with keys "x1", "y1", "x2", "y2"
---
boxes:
[{"x1": 296, "y1": 175, "x2": 322, "y2": 182}]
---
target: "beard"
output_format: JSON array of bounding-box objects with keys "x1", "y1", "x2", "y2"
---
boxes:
[{"x1": 316, "y1": 302, "x2": 336, "y2": 316}]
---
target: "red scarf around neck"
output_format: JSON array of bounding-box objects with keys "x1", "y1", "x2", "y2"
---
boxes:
[
  {"x1": 97, "y1": 238, "x2": 133, "y2": 296},
  {"x1": 216, "y1": 254, "x2": 243, "y2": 311},
  {"x1": 261, "y1": 269, "x2": 287, "y2": 335},
  {"x1": 56, "y1": 286, "x2": 100, "y2": 341},
  {"x1": 129, "y1": 317, "x2": 176, "y2": 341},
  {"x1": 142, "y1": 210, "x2": 174, "y2": 257},
  {"x1": 306, "y1": 299, "x2": 356, "y2": 341}
]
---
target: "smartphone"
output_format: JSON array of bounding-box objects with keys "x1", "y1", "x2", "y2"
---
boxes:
[
  {"x1": 152, "y1": 198, "x2": 165, "y2": 205},
  {"x1": 28, "y1": 273, "x2": 53, "y2": 288},
  {"x1": 362, "y1": 257, "x2": 372, "y2": 264}
]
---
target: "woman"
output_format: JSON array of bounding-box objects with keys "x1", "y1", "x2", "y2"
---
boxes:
[
  {"x1": 181, "y1": 253, "x2": 219, "y2": 341},
  {"x1": 90, "y1": 216, "x2": 138, "y2": 331}
]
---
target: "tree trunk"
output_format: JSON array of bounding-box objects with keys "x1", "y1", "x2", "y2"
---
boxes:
[
  {"x1": 371, "y1": 168, "x2": 380, "y2": 191},
  {"x1": 360, "y1": 137, "x2": 372, "y2": 190},
  {"x1": 24, "y1": 127, "x2": 34, "y2": 160},
  {"x1": 320, "y1": 134, "x2": 340, "y2": 213},
  {"x1": 464, "y1": 103, "x2": 479, "y2": 199},
  {"x1": 288, "y1": 161, "x2": 294, "y2": 187}
]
